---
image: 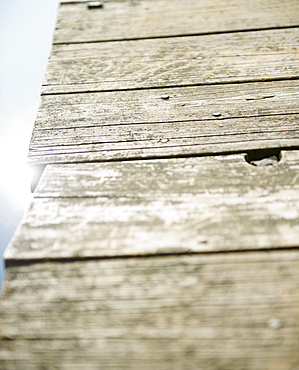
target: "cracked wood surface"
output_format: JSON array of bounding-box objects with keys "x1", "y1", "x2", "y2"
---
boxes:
[
  {"x1": 29, "y1": 113, "x2": 299, "y2": 165},
  {"x1": 5, "y1": 151, "x2": 299, "y2": 262},
  {"x1": 1, "y1": 0, "x2": 299, "y2": 367},
  {"x1": 34, "y1": 80, "x2": 299, "y2": 130},
  {"x1": 29, "y1": 79, "x2": 299, "y2": 164},
  {"x1": 55, "y1": 0, "x2": 299, "y2": 43},
  {"x1": 1, "y1": 251, "x2": 299, "y2": 369},
  {"x1": 42, "y1": 28, "x2": 299, "y2": 94}
]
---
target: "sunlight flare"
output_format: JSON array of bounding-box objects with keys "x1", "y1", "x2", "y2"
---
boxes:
[{"x1": 0, "y1": 131, "x2": 32, "y2": 209}]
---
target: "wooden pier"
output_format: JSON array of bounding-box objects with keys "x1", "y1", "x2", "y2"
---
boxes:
[{"x1": 1, "y1": 0, "x2": 299, "y2": 368}]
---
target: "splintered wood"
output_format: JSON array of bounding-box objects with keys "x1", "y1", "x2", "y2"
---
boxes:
[{"x1": 1, "y1": 0, "x2": 299, "y2": 368}]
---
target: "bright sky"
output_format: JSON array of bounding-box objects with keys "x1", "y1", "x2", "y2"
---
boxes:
[{"x1": 0, "y1": 0, "x2": 59, "y2": 292}]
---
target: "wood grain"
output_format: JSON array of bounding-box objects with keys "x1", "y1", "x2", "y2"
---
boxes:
[
  {"x1": 2, "y1": 0, "x2": 299, "y2": 368},
  {"x1": 1, "y1": 251, "x2": 299, "y2": 369},
  {"x1": 55, "y1": 0, "x2": 299, "y2": 44},
  {"x1": 6, "y1": 151, "x2": 299, "y2": 262},
  {"x1": 30, "y1": 80, "x2": 299, "y2": 164},
  {"x1": 42, "y1": 28, "x2": 299, "y2": 94},
  {"x1": 34, "y1": 80, "x2": 299, "y2": 130},
  {"x1": 28, "y1": 113, "x2": 299, "y2": 165}
]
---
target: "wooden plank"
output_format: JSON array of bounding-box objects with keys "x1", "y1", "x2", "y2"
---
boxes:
[
  {"x1": 6, "y1": 151, "x2": 299, "y2": 262},
  {"x1": 54, "y1": 0, "x2": 299, "y2": 44},
  {"x1": 34, "y1": 80, "x2": 299, "y2": 130},
  {"x1": 33, "y1": 150, "x2": 299, "y2": 198},
  {"x1": 42, "y1": 28, "x2": 299, "y2": 94},
  {"x1": 1, "y1": 251, "x2": 299, "y2": 368},
  {"x1": 30, "y1": 80, "x2": 299, "y2": 164},
  {"x1": 28, "y1": 113, "x2": 299, "y2": 165}
]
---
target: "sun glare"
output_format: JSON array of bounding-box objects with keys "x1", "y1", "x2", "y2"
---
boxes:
[{"x1": 0, "y1": 133, "x2": 32, "y2": 210}]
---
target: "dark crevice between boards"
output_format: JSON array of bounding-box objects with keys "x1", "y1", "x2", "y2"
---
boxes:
[
  {"x1": 53, "y1": 25, "x2": 299, "y2": 45},
  {"x1": 27, "y1": 146, "x2": 299, "y2": 167},
  {"x1": 30, "y1": 164, "x2": 46, "y2": 192},
  {"x1": 41, "y1": 76, "x2": 299, "y2": 96},
  {"x1": 4, "y1": 246, "x2": 299, "y2": 268},
  {"x1": 245, "y1": 148, "x2": 281, "y2": 166}
]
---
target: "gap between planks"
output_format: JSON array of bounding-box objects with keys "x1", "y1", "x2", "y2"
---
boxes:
[
  {"x1": 4, "y1": 246, "x2": 299, "y2": 268},
  {"x1": 40, "y1": 77, "x2": 299, "y2": 96},
  {"x1": 53, "y1": 25, "x2": 299, "y2": 45}
]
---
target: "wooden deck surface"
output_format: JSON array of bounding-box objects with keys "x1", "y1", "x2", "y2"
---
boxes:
[
  {"x1": 1, "y1": 252, "x2": 299, "y2": 369},
  {"x1": 1, "y1": 0, "x2": 299, "y2": 368}
]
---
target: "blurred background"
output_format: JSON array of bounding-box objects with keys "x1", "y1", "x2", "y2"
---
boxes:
[{"x1": 0, "y1": 0, "x2": 59, "y2": 293}]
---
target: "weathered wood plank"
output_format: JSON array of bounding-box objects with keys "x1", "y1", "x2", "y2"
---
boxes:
[
  {"x1": 28, "y1": 113, "x2": 299, "y2": 165},
  {"x1": 30, "y1": 80, "x2": 299, "y2": 164},
  {"x1": 3, "y1": 0, "x2": 299, "y2": 368},
  {"x1": 6, "y1": 151, "x2": 299, "y2": 261},
  {"x1": 55, "y1": 0, "x2": 299, "y2": 44},
  {"x1": 42, "y1": 28, "x2": 299, "y2": 94},
  {"x1": 34, "y1": 80, "x2": 299, "y2": 130},
  {"x1": 1, "y1": 251, "x2": 299, "y2": 368},
  {"x1": 33, "y1": 150, "x2": 299, "y2": 198}
]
